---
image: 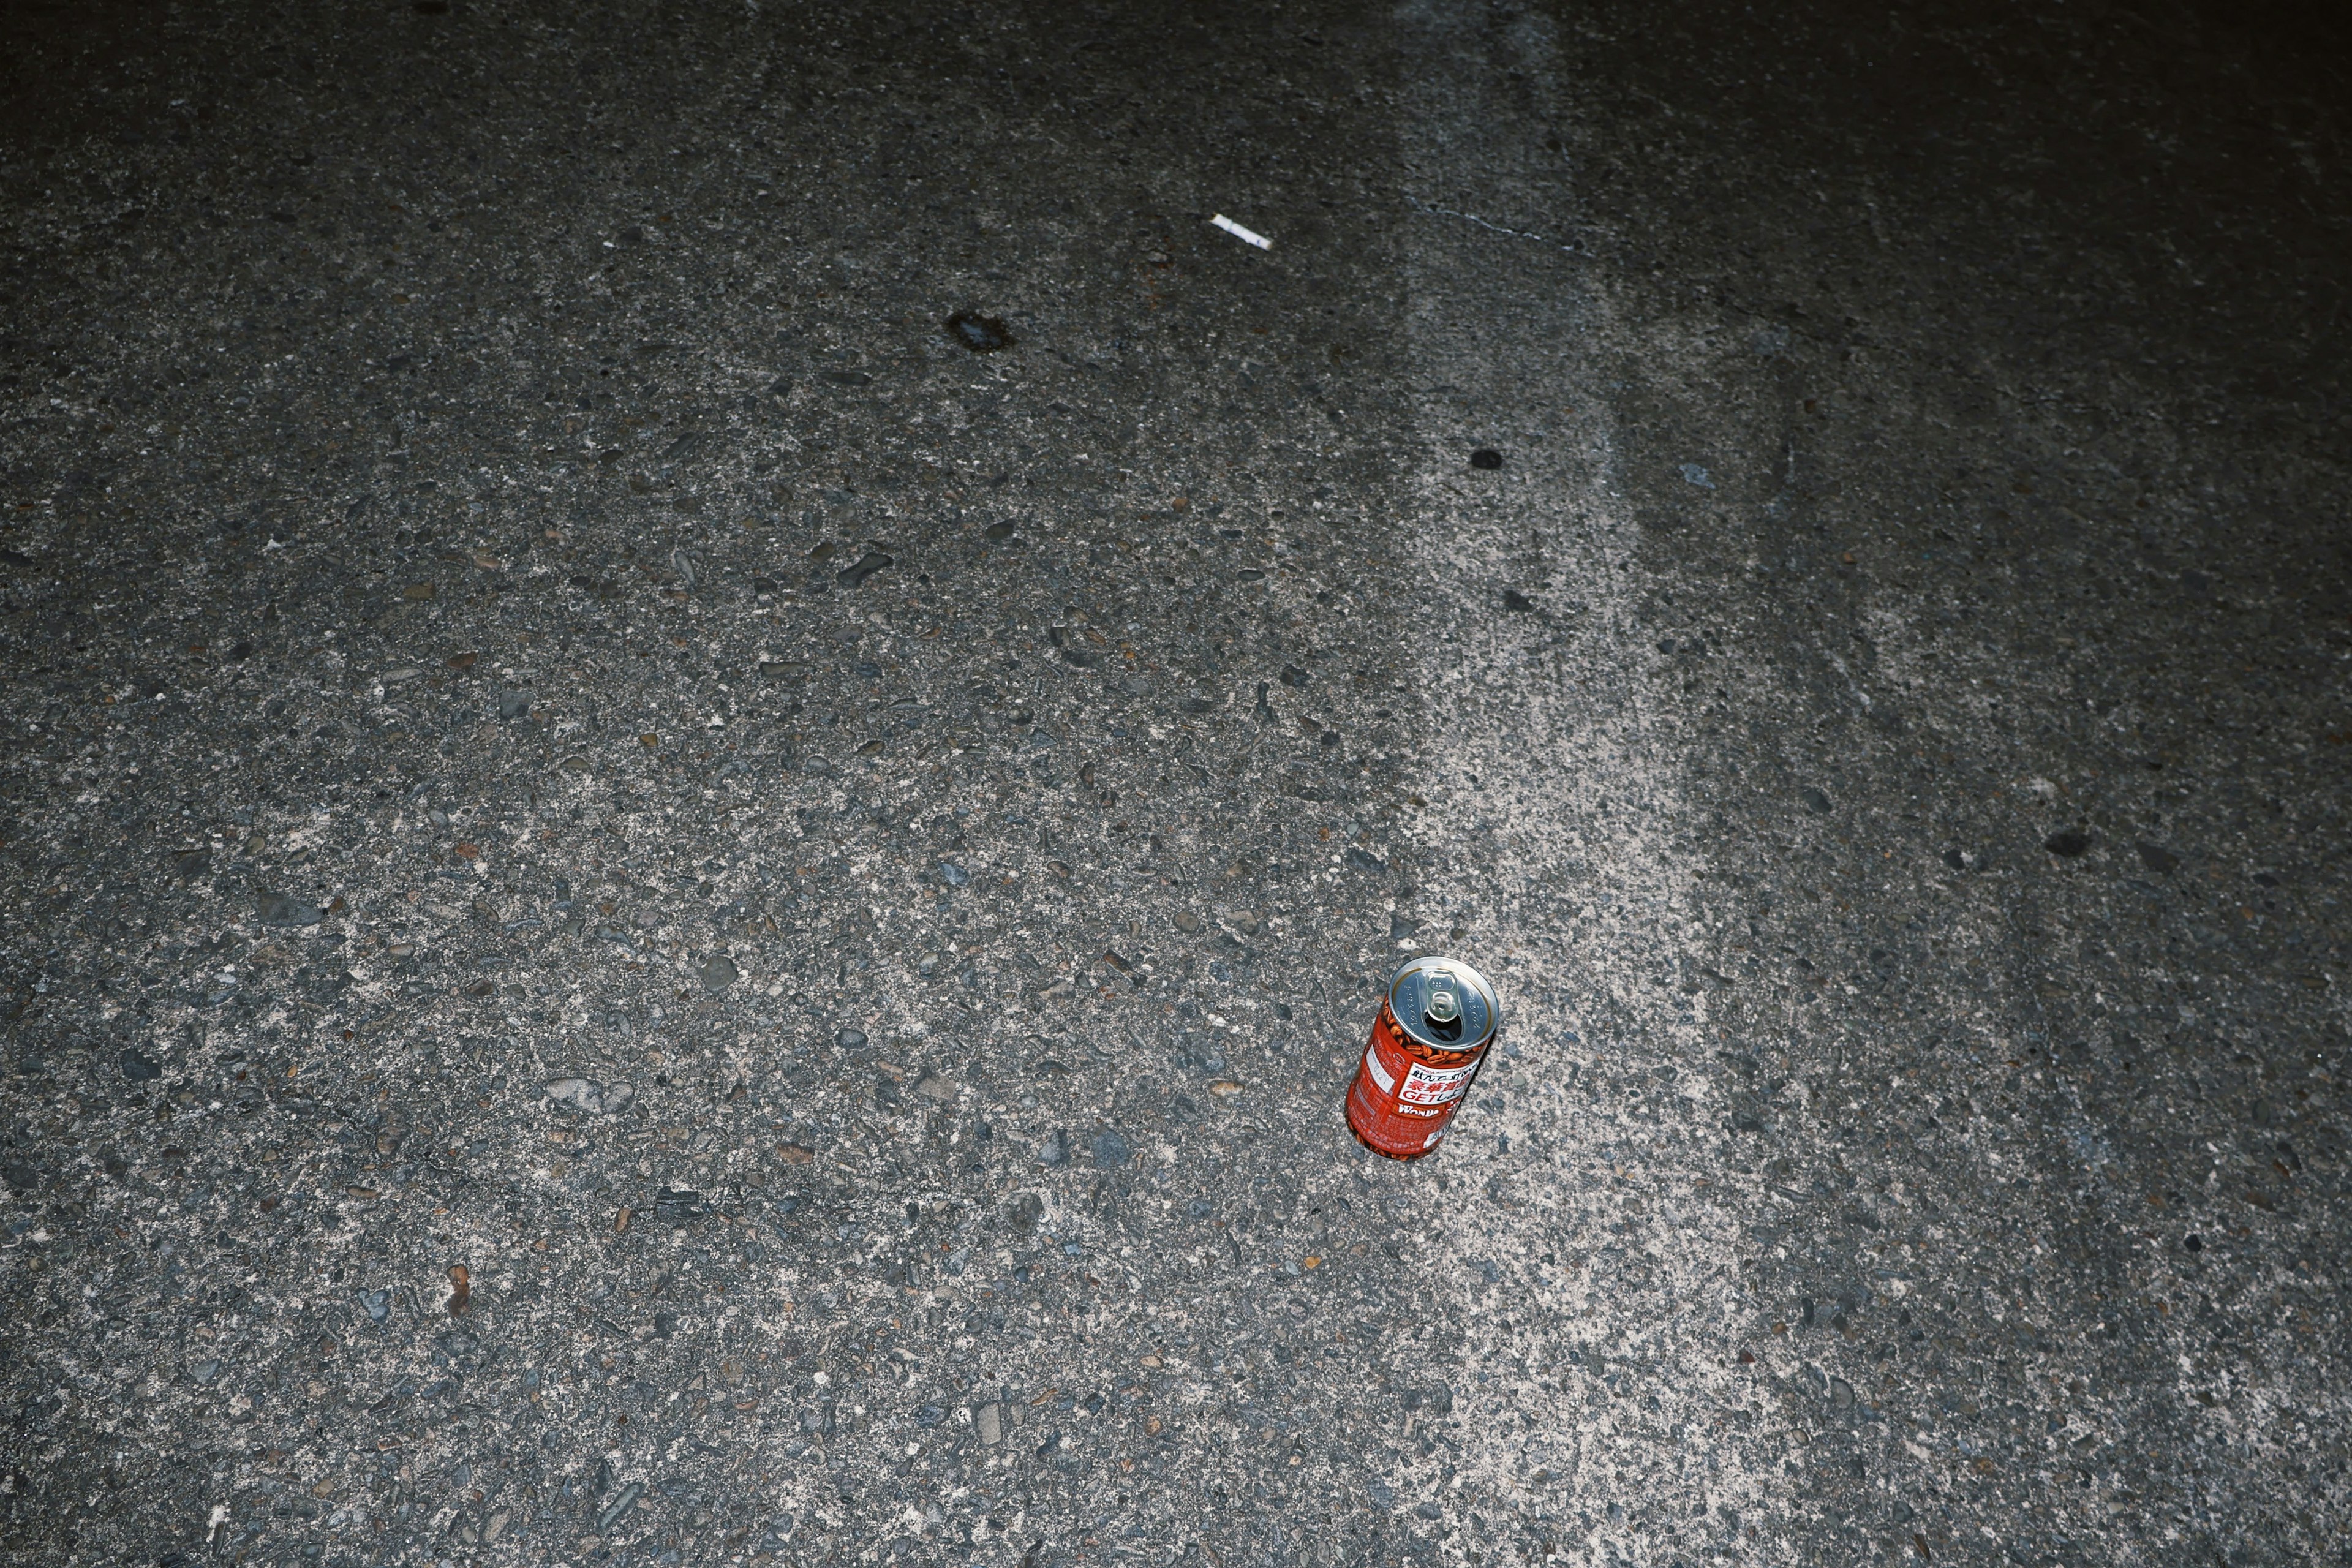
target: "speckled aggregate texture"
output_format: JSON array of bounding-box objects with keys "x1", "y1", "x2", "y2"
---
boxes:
[{"x1": 1, "y1": 1, "x2": 2345, "y2": 1566}]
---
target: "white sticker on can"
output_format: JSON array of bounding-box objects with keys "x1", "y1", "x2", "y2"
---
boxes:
[
  {"x1": 1398, "y1": 1060, "x2": 1477, "y2": 1107},
  {"x1": 1364, "y1": 1045, "x2": 1395, "y2": 1094}
]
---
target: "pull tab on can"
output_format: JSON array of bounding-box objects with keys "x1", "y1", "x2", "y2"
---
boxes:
[{"x1": 1344, "y1": 956, "x2": 1501, "y2": 1160}]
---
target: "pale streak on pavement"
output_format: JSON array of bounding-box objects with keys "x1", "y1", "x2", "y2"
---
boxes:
[{"x1": 1399, "y1": 2, "x2": 1774, "y2": 1558}]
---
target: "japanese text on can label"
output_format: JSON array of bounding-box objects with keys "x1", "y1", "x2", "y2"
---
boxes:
[
  {"x1": 1359, "y1": 1041, "x2": 1477, "y2": 1114},
  {"x1": 1398, "y1": 1060, "x2": 1477, "y2": 1110}
]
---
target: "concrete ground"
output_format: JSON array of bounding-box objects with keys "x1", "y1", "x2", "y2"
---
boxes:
[{"x1": 1, "y1": 1, "x2": 2346, "y2": 1564}]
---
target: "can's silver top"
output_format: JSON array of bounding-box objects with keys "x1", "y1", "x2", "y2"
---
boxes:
[{"x1": 1387, "y1": 955, "x2": 1500, "y2": 1052}]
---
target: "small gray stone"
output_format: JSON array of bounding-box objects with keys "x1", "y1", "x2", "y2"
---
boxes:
[
  {"x1": 1036, "y1": 1129, "x2": 1069, "y2": 1166},
  {"x1": 545, "y1": 1077, "x2": 633, "y2": 1115},
  {"x1": 255, "y1": 891, "x2": 324, "y2": 927},
  {"x1": 700, "y1": 953, "x2": 739, "y2": 993},
  {"x1": 597, "y1": 1480, "x2": 645, "y2": 1534},
  {"x1": 119, "y1": 1048, "x2": 162, "y2": 1081},
  {"x1": 498, "y1": 690, "x2": 532, "y2": 720},
  {"x1": 544, "y1": 1076, "x2": 598, "y2": 1111}
]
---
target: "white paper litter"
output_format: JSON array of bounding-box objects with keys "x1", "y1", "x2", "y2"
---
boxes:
[{"x1": 1210, "y1": 214, "x2": 1272, "y2": 250}]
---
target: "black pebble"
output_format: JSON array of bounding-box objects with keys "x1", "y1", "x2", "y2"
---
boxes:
[
  {"x1": 946, "y1": 312, "x2": 1016, "y2": 353},
  {"x1": 2045, "y1": 827, "x2": 2093, "y2": 858},
  {"x1": 1502, "y1": 590, "x2": 1535, "y2": 612},
  {"x1": 1469, "y1": 448, "x2": 1504, "y2": 470},
  {"x1": 120, "y1": 1048, "x2": 162, "y2": 1081},
  {"x1": 983, "y1": 522, "x2": 1015, "y2": 541},
  {"x1": 837, "y1": 550, "x2": 892, "y2": 589},
  {"x1": 412, "y1": 0, "x2": 448, "y2": 11},
  {"x1": 836, "y1": 1027, "x2": 867, "y2": 1050},
  {"x1": 2185, "y1": 1234, "x2": 2203, "y2": 1252},
  {"x1": 1801, "y1": 787, "x2": 1833, "y2": 814},
  {"x1": 1279, "y1": 665, "x2": 1310, "y2": 687}
]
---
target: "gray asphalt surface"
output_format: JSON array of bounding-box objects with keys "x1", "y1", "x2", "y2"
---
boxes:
[{"x1": 2, "y1": 2, "x2": 2347, "y2": 1565}]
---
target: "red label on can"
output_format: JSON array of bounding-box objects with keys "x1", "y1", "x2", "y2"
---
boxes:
[{"x1": 1345, "y1": 999, "x2": 1488, "y2": 1160}]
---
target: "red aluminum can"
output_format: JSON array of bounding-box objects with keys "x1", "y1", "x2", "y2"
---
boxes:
[{"x1": 1345, "y1": 956, "x2": 1501, "y2": 1160}]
